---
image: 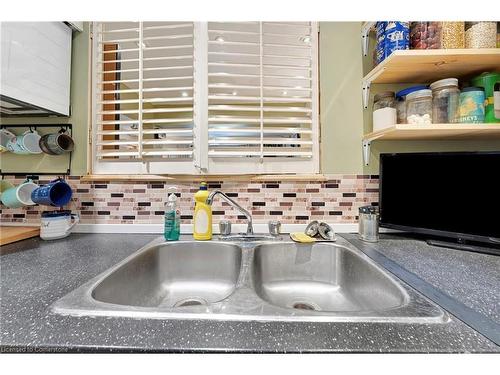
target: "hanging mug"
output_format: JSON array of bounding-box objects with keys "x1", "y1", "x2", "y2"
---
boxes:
[
  {"x1": 6, "y1": 129, "x2": 42, "y2": 154},
  {"x1": 0, "y1": 180, "x2": 15, "y2": 198},
  {"x1": 39, "y1": 130, "x2": 75, "y2": 155},
  {"x1": 40, "y1": 210, "x2": 80, "y2": 240},
  {"x1": 31, "y1": 178, "x2": 73, "y2": 207},
  {"x1": 0, "y1": 129, "x2": 16, "y2": 153},
  {"x1": 0, "y1": 179, "x2": 38, "y2": 208}
]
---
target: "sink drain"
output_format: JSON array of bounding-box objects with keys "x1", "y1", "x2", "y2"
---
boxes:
[
  {"x1": 292, "y1": 301, "x2": 319, "y2": 311},
  {"x1": 173, "y1": 297, "x2": 207, "y2": 308}
]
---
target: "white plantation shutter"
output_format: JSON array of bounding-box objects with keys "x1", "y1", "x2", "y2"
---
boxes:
[
  {"x1": 207, "y1": 22, "x2": 319, "y2": 174},
  {"x1": 92, "y1": 22, "x2": 319, "y2": 175},
  {"x1": 93, "y1": 21, "x2": 198, "y2": 174}
]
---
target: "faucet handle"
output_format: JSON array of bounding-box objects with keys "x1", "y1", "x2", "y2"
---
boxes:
[{"x1": 268, "y1": 220, "x2": 281, "y2": 237}]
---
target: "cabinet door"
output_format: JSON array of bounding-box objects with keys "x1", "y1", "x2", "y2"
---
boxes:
[{"x1": 1, "y1": 22, "x2": 72, "y2": 115}]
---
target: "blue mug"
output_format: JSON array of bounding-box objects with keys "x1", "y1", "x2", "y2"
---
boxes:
[{"x1": 31, "y1": 178, "x2": 73, "y2": 207}]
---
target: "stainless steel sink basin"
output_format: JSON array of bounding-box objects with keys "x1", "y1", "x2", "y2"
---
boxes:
[
  {"x1": 252, "y1": 242, "x2": 406, "y2": 312},
  {"x1": 52, "y1": 237, "x2": 446, "y2": 323},
  {"x1": 92, "y1": 242, "x2": 242, "y2": 308}
]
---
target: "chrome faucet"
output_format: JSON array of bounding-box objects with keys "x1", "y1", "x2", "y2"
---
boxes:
[{"x1": 206, "y1": 190, "x2": 253, "y2": 235}]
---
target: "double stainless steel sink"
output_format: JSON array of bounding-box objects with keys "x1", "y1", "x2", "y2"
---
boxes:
[{"x1": 52, "y1": 236, "x2": 446, "y2": 323}]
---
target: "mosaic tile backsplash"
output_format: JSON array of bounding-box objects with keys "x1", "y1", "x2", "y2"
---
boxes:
[{"x1": 0, "y1": 175, "x2": 379, "y2": 225}]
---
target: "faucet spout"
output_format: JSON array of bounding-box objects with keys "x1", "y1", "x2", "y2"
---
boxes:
[{"x1": 206, "y1": 190, "x2": 253, "y2": 235}]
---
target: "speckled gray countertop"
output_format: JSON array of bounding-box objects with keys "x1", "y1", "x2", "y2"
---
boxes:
[
  {"x1": 343, "y1": 234, "x2": 500, "y2": 325},
  {"x1": 1, "y1": 233, "x2": 499, "y2": 353}
]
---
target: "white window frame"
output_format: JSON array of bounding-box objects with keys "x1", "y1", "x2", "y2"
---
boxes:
[{"x1": 90, "y1": 22, "x2": 319, "y2": 175}]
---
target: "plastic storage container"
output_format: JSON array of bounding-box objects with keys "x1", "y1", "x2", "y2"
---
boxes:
[
  {"x1": 471, "y1": 72, "x2": 500, "y2": 123},
  {"x1": 384, "y1": 22, "x2": 409, "y2": 57},
  {"x1": 459, "y1": 87, "x2": 486, "y2": 123},
  {"x1": 441, "y1": 22, "x2": 465, "y2": 49},
  {"x1": 374, "y1": 22, "x2": 386, "y2": 65},
  {"x1": 497, "y1": 23, "x2": 500, "y2": 48},
  {"x1": 374, "y1": 21, "x2": 409, "y2": 65},
  {"x1": 430, "y1": 78, "x2": 460, "y2": 124},
  {"x1": 406, "y1": 89, "x2": 432, "y2": 124},
  {"x1": 410, "y1": 22, "x2": 442, "y2": 49},
  {"x1": 372, "y1": 91, "x2": 396, "y2": 131},
  {"x1": 465, "y1": 22, "x2": 497, "y2": 48},
  {"x1": 395, "y1": 85, "x2": 428, "y2": 124}
]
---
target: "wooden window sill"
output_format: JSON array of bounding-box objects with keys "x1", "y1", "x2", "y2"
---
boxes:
[{"x1": 80, "y1": 174, "x2": 328, "y2": 182}]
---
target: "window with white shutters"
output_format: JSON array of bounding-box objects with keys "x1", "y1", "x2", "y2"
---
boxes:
[
  {"x1": 92, "y1": 21, "x2": 198, "y2": 174},
  {"x1": 207, "y1": 22, "x2": 319, "y2": 174},
  {"x1": 91, "y1": 22, "x2": 319, "y2": 175}
]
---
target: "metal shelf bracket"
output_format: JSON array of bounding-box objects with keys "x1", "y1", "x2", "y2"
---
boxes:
[
  {"x1": 361, "y1": 22, "x2": 375, "y2": 57},
  {"x1": 362, "y1": 139, "x2": 371, "y2": 166},
  {"x1": 362, "y1": 81, "x2": 371, "y2": 109},
  {"x1": 362, "y1": 66, "x2": 385, "y2": 109}
]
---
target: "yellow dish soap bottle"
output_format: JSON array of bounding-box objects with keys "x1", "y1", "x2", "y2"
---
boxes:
[{"x1": 193, "y1": 182, "x2": 212, "y2": 240}]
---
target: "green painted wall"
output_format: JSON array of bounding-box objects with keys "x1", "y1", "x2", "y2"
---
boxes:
[
  {"x1": 0, "y1": 23, "x2": 89, "y2": 175},
  {"x1": 2, "y1": 22, "x2": 499, "y2": 176},
  {"x1": 319, "y1": 22, "x2": 500, "y2": 175},
  {"x1": 319, "y1": 22, "x2": 365, "y2": 174}
]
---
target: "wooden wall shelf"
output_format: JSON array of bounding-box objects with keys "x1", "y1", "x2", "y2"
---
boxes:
[
  {"x1": 359, "y1": 27, "x2": 500, "y2": 166},
  {"x1": 364, "y1": 49, "x2": 500, "y2": 84},
  {"x1": 362, "y1": 124, "x2": 500, "y2": 165},
  {"x1": 362, "y1": 49, "x2": 500, "y2": 108},
  {"x1": 363, "y1": 124, "x2": 500, "y2": 142}
]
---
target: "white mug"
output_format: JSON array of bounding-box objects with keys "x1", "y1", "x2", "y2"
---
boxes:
[
  {"x1": 0, "y1": 129, "x2": 16, "y2": 153},
  {"x1": 0, "y1": 179, "x2": 38, "y2": 208},
  {"x1": 6, "y1": 130, "x2": 42, "y2": 154},
  {"x1": 40, "y1": 211, "x2": 80, "y2": 240}
]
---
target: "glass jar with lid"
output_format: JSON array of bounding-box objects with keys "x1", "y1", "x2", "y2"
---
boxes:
[
  {"x1": 395, "y1": 85, "x2": 428, "y2": 124},
  {"x1": 465, "y1": 22, "x2": 497, "y2": 48},
  {"x1": 441, "y1": 22, "x2": 465, "y2": 49},
  {"x1": 497, "y1": 22, "x2": 500, "y2": 48},
  {"x1": 406, "y1": 89, "x2": 432, "y2": 124},
  {"x1": 410, "y1": 22, "x2": 442, "y2": 49},
  {"x1": 372, "y1": 91, "x2": 396, "y2": 131},
  {"x1": 430, "y1": 78, "x2": 460, "y2": 124}
]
